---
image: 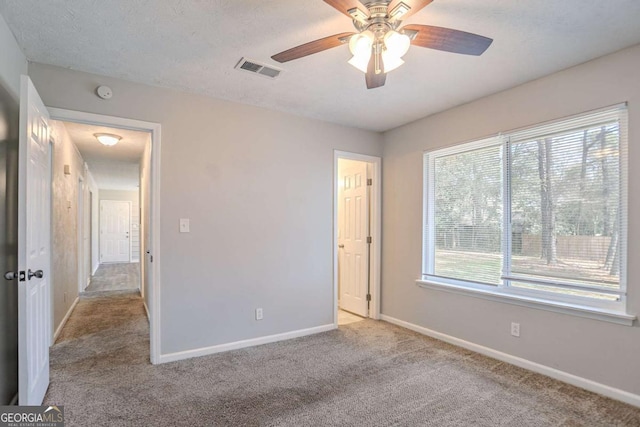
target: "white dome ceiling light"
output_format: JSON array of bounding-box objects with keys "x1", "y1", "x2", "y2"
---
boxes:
[{"x1": 94, "y1": 133, "x2": 122, "y2": 146}]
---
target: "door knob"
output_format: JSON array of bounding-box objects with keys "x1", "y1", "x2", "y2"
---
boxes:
[
  {"x1": 4, "y1": 271, "x2": 17, "y2": 280},
  {"x1": 28, "y1": 269, "x2": 44, "y2": 280}
]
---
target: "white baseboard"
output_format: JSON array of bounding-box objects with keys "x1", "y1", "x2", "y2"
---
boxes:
[
  {"x1": 159, "y1": 324, "x2": 337, "y2": 364},
  {"x1": 53, "y1": 297, "x2": 80, "y2": 342},
  {"x1": 143, "y1": 301, "x2": 150, "y2": 322},
  {"x1": 92, "y1": 263, "x2": 99, "y2": 275},
  {"x1": 380, "y1": 314, "x2": 640, "y2": 408}
]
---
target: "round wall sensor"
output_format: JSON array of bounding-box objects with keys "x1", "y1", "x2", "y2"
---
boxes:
[{"x1": 96, "y1": 85, "x2": 113, "y2": 100}]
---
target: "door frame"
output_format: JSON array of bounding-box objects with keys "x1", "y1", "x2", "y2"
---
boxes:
[
  {"x1": 99, "y1": 199, "x2": 132, "y2": 264},
  {"x1": 48, "y1": 108, "x2": 162, "y2": 365},
  {"x1": 333, "y1": 150, "x2": 381, "y2": 326}
]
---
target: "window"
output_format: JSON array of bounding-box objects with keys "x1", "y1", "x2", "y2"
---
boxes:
[{"x1": 422, "y1": 105, "x2": 628, "y2": 314}]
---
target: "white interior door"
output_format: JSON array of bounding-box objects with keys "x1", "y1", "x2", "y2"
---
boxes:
[
  {"x1": 18, "y1": 76, "x2": 51, "y2": 405},
  {"x1": 338, "y1": 160, "x2": 369, "y2": 317},
  {"x1": 100, "y1": 200, "x2": 131, "y2": 263}
]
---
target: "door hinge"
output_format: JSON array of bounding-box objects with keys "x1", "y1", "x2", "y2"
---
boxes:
[
  {"x1": 366, "y1": 294, "x2": 371, "y2": 302},
  {"x1": 367, "y1": 178, "x2": 372, "y2": 186},
  {"x1": 19, "y1": 271, "x2": 26, "y2": 282},
  {"x1": 366, "y1": 236, "x2": 372, "y2": 244},
  {"x1": 150, "y1": 255, "x2": 153, "y2": 263}
]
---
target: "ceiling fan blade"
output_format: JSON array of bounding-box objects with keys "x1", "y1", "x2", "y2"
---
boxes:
[
  {"x1": 271, "y1": 32, "x2": 355, "y2": 63},
  {"x1": 365, "y1": 51, "x2": 386, "y2": 89},
  {"x1": 323, "y1": 0, "x2": 370, "y2": 19},
  {"x1": 403, "y1": 24, "x2": 493, "y2": 56},
  {"x1": 388, "y1": 0, "x2": 433, "y2": 21}
]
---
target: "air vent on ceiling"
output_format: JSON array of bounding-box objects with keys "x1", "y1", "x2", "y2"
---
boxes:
[{"x1": 235, "y1": 57, "x2": 283, "y2": 79}]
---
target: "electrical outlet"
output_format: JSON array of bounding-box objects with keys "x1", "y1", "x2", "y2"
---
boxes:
[
  {"x1": 255, "y1": 308, "x2": 263, "y2": 321},
  {"x1": 64, "y1": 292, "x2": 67, "y2": 303},
  {"x1": 511, "y1": 322, "x2": 520, "y2": 337}
]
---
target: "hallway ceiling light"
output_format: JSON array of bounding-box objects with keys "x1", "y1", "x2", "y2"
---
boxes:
[{"x1": 94, "y1": 133, "x2": 122, "y2": 146}]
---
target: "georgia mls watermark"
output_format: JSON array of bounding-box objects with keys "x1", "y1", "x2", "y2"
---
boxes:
[{"x1": 0, "y1": 406, "x2": 64, "y2": 427}]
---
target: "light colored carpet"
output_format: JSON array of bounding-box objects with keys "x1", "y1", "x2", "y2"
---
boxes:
[
  {"x1": 84, "y1": 263, "x2": 140, "y2": 293},
  {"x1": 45, "y1": 294, "x2": 640, "y2": 426}
]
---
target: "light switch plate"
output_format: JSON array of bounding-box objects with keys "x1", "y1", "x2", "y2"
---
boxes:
[{"x1": 179, "y1": 218, "x2": 190, "y2": 233}]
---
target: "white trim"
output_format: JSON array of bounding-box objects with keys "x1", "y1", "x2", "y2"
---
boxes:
[
  {"x1": 53, "y1": 297, "x2": 79, "y2": 342},
  {"x1": 333, "y1": 151, "x2": 382, "y2": 327},
  {"x1": 416, "y1": 279, "x2": 635, "y2": 325},
  {"x1": 77, "y1": 176, "x2": 85, "y2": 293},
  {"x1": 143, "y1": 302, "x2": 150, "y2": 322},
  {"x1": 380, "y1": 314, "x2": 640, "y2": 408},
  {"x1": 47, "y1": 107, "x2": 162, "y2": 365},
  {"x1": 159, "y1": 324, "x2": 336, "y2": 364}
]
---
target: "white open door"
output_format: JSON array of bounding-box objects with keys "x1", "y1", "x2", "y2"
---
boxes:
[
  {"x1": 18, "y1": 76, "x2": 51, "y2": 405},
  {"x1": 100, "y1": 200, "x2": 131, "y2": 263},
  {"x1": 338, "y1": 159, "x2": 369, "y2": 317}
]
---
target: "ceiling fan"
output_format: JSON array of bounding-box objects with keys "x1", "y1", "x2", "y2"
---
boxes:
[{"x1": 271, "y1": 0, "x2": 493, "y2": 89}]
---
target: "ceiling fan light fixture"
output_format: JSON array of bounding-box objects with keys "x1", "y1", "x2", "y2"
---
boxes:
[
  {"x1": 348, "y1": 31, "x2": 374, "y2": 57},
  {"x1": 381, "y1": 51, "x2": 405, "y2": 73},
  {"x1": 384, "y1": 30, "x2": 411, "y2": 58},
  {"x1": 348, "y1": 53, "x2": 371, "y2": 73},
  {"x1": 94, "y1": 133, "x2": 122, "y2": 146}
]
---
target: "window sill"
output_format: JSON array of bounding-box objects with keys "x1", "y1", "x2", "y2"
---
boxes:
[{"x1": 416, "y1": 279, "x2": 636, "y2": 326}]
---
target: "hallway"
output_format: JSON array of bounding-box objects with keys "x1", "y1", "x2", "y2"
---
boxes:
[{"x1": 84, "y1": 263, "x2": 140, "y2": 293}]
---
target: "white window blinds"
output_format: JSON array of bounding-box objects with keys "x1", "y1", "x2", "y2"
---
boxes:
[{"x1": 424, "y1": 104, "x2": 628, "y2": 305}]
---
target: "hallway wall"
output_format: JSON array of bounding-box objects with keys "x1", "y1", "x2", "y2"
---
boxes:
[
  {"x1": 51, "y1": 121, "x2": 87, "y2": 332},
  {"x1": 99, "y1": 189, "x2": 140, "y2": 263}
]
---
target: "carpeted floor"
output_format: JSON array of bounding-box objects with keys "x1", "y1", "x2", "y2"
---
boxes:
[
  {"x1": 84, "y1": 263, "x2": 140, "y2": 293},
  {"x1": 45, "y1": 294, "x2": 640, "y2": 426}
]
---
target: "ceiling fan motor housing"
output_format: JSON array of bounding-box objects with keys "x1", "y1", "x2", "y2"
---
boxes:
[{"x1": 354, "y1": 2, "x2": 403, "y2": 38}]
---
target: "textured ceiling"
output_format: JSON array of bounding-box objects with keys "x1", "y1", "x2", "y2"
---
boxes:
[
  {"x1": 2, "y1": 1, "x2": 640, "y2": 131},
  {"x1": 62, "y1": 121, "x2": 148, "y2": 190}
]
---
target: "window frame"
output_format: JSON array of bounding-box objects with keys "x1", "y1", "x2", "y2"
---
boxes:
[{"x1": 420, "y1": 104, "x2": 634, "y2": 324}]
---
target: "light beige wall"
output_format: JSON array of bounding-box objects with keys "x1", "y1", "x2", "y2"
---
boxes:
[
  {"x1": 382, "y1": 43, "x2": 640, "y2": 395},
  {"x1": 0, "y1": 13, "x2": 26, "y2": 100},
  {"x1": 29, "y1": 62, "x2": 384, "y2": 355},
  {"x1": 99, "y1": 189, "x2": 140, "y2": 263},
  {"x1": 51, "y1": 121, "x2": 85, "y2": 330}
]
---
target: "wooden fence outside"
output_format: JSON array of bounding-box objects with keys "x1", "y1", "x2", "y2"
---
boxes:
[{"x1": 520, "y1": 235, "x2": 611, "y2": 262}]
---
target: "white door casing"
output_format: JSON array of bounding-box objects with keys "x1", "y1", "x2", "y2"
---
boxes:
[
  {"x1": 18, "y1": 76, "x2": 51, "y2": 405},
  {"x1": 100, "y1": 200, "x2": 131, "y2": 263},
  {"x1": 338, "y1": 160, "x2": 369, "y2": 317},
  {"x1": 77, "y1": 178, "x2": 85, "y2": 291},
  {"x1": 47, "y1": 108, "x2": 162, "y2": 364}
]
